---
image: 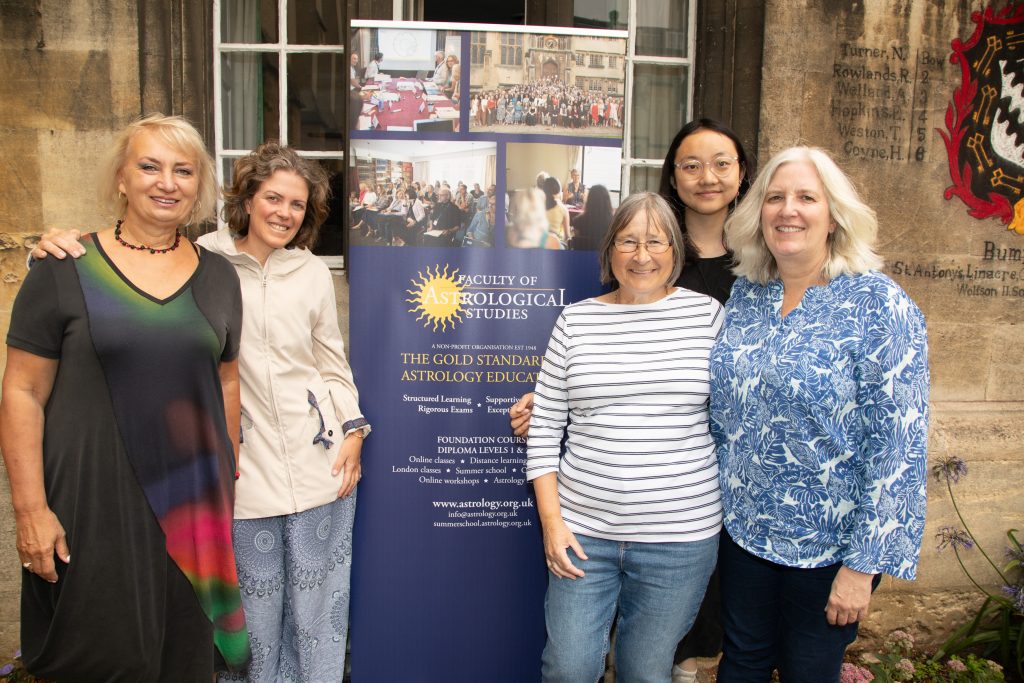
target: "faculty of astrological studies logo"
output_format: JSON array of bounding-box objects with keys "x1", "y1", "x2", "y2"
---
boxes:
[
  {"x1": 942, "y1": 2, "x2": 1024, "y2": 234},
  {"x1": 406, "y1": 264, "x2": 466, "y2": 331}
]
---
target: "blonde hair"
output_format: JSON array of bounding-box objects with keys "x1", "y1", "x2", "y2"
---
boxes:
[
  {"x1": 506, "y1": 189, "x2": 549, "y2": 248},
  {"x1": 598, "y1": 192, "x2": 684, "y2": 286},
  {"x1": 725, "y1": 146, "x2": 883, "y2": 284},
  {"x1": 99, "y1": 113, "x2": 218, "y2": 225}
]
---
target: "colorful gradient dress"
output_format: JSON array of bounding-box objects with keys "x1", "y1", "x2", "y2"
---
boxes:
[{"x1": 7, "y1": 233, "x2": 248, "y2": 681}]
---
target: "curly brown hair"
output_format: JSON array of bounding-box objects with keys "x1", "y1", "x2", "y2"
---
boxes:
[{"x1": 221, "y1": 142, "x2": 330, "y2": 250}]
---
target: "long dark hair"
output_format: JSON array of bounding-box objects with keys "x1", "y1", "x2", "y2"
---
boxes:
[
  {"x1": 572, "y1": 184, "x2": 613, "y2": 251},
  {"x1": 542, "y1": 176, "x2": 562, "y2": 211},
  {"x1": 657, "y1": 119, "x2": 754, "y2": 246}
]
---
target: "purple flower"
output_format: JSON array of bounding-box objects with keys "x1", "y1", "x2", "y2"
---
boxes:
[
  {"x1": 0, "y1": 662, "x2": 12, "y2": 676},
  {"x1": 946, "y1": 658, "x2": 967, "y2": 672},
  {"x1": 1001, "y1": 584, "x2": 1024, "y2": 613},
  {"x1": 936, "y1": 526, "x2": 975, "y2": 552},
  {"x1": 932, "y1": 456, "x2": 968, "y2": 483}
]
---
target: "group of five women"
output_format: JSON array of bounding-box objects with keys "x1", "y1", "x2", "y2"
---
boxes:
[{"x1": 1, "y1": 111, "x2": 928, "y2": 683}]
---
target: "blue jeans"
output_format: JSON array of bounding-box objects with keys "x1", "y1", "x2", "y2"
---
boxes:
[
  {"x1": 717, "y1": 532, "x2": 879, "y2": 683},
  {"x1": 541, "y1": 533, "x2": 719, "y2": 683}
]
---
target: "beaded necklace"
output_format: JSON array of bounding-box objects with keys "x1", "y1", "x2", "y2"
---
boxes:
[{"x1": 114, "y1": 219, "x2": 182, "y2": 254}]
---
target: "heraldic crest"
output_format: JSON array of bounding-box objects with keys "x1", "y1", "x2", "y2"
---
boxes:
[{"x1": 942, "y1": 2, "x2": 1024, "y2": 234}]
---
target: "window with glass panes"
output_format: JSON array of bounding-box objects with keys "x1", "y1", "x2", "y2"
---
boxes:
[
  {"x1": 214, "y1": 0, "x2": 349, "y2": 262},
  {"x1": 572, "y1": 0, "x2": 695, "y2": 196},
  {"x1": 500, "y1": 33, "x2": 523, "y2": 65},
  {"x1": 471, "y1": 32, "x2": 487, "y2": 65}
]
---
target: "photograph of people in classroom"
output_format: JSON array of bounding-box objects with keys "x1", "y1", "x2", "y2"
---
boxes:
[
  {"x1": 351, "y1": 27, "x2": 463, "y2": 133},
  {"x1": 350, "y1": 140, "x2": 496, "y2": 247},
  {"x1": 505, "y1": 141, "x2": 621, "y2": 250}
]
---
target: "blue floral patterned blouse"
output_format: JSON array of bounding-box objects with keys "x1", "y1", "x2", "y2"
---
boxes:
[{"x1": 710, "y1": 271, "x2": 929, "y2": 580}]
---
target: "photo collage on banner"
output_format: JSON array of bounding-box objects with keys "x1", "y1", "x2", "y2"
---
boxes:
[{"x1": 347, "y1": 20, "x2": 627, "y2": 683}]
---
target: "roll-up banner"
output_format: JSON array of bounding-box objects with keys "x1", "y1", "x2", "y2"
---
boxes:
[{"x1": 348, "y1": 20, "x2": 627, "y2": 682}]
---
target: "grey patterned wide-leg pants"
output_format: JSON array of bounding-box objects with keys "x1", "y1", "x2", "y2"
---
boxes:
[{"x1": 221, "y1": 492, "x2": 356, "y2": 683}]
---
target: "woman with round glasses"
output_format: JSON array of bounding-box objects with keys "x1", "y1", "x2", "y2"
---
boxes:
[
  {"x1": 527, "y1": 192, "x2": 723, "y2": 683},
  {"x1": 659, "y1": 119, "x2": 753, "y2": 306},
  {"x1": 658, "y1": 119, "x2": 752, "y2": 683}
]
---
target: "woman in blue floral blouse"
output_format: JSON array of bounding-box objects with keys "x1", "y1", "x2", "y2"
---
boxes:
[{"x1": 710, "y1": 146, "x2": 929, "y2": 683}]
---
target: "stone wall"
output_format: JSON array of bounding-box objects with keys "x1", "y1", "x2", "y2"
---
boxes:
[
  {"x1": 0, "y1": 0, "x2": 148, "y2": 657},
  {"x1": 761, "y1": 0, "x2": 1023, "y2": 649}
]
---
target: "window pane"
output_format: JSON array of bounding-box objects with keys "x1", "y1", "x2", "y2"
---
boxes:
[
  {"x1": 221, "y1": 0, "x2": 277, "y2": 43},
  {"x1": 221, "y1": 52, "x2": 280, "y2": 150},
  {"x1": 630, "y1": 165, "x2": 662, "y2": 193},
  {"x1": 636, "y1": 0, "x2": 689, "y2": 58},
  {"x1": 573, "y1": 0, "x2": 627, "y2": 31},
  {"x1": 288, "y1": 53, "x2": 346, "y2": 151},
  {"x1": 289, "y1": 0, "x2": 344, "y2": 45},
  {"x1": 500, "y1": 34, "x2": 523, "y2": 66},
  {"x1": 471, "y1": 33, "x2": 487, "y2": 66},
  {"x1": 311, "y1": 159, "x2": 347, "y2": 255},
  {"x1": 630, "y1": 63, "x2": 688, "y2": 159},
  {"x1": 222, "y1": 158, "x2": 238, "y2": 188}
]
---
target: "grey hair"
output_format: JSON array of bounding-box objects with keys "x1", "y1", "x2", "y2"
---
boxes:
[{"x1": 598, "y1": 192, "x2": 684, "y2": 286}]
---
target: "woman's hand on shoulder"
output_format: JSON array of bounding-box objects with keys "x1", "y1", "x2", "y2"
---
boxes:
[
  {"x1": 16, "y1": 507, "x2": 70, "y2": 583},
  {"x1": 826, "y1": 565, "x2": 875, "y2": 626},
  {"x1": 542, "y1": 518, "x2": 587, "y2": 579},
  {"x1": 32, "y1": 228, "x2": 86, "y2": 260},
  {"x1": 508, "y1": 392, "x2": 534, "y2": 438},
  {"x1": 332, "y1": 432, "x2": 364, "y2": 498}
]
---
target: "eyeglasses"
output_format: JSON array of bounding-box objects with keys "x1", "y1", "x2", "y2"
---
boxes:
[
  {"x1": 613, "y1": 238, "x2": 672, "y2": 254},
  {"x1": 673, "y1": 155, "x2": 739, "y2": 179}
]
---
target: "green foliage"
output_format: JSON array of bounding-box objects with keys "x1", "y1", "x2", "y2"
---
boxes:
[
  {"x1": 931, "y1": 455, "x2": 1023, "y2": 679},
  {"x1": 856, "y1": 630, "x2": 1005, "y2": 682}
]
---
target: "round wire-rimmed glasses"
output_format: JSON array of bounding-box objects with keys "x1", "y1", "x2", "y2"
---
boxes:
[{"x1": 673, "y1": 154, "x2": 739, "y2": 179}]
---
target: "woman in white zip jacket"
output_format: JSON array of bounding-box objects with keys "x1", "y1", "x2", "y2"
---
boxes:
[
  {"x1": 33, "y1": 142, "x2": 369, "y2": 683},
  {"x1": 211, "y1": 143, "x2": 369, "y2": 683}
]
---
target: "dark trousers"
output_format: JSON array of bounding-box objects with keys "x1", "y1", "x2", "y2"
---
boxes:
[{"x1": 717, "y1": 533, "x2": 877, "y2": 683}]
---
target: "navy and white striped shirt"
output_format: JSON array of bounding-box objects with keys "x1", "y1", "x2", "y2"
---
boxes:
[{"x1": 527, "y1": 288, "x2": 724, "y2": 543}]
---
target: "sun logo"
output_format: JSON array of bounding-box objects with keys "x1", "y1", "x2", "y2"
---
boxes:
[{"x1": 406, "y1": 264, "x2": 466, "y2": 331}]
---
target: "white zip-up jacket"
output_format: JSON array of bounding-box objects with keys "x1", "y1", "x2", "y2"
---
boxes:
[{"x1": 199, "y1": 227, "x2": 366, "y2": 519}]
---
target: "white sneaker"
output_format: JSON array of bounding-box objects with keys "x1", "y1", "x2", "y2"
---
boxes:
[{"x1": 672, "y1": 664, "x2": 698, "y2": 683}]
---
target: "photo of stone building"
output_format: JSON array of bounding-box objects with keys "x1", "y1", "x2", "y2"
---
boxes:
[{"x1": 468, "y1": 31, "x2": 626, "y2": 138}]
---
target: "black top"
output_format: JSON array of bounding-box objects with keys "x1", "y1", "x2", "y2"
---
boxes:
[
  {"x1": 431, "y1": 202, "x2": 464, "y2": 231},
  {"x1": 8, "y1": 237, "x2": 247, "y2": 678},
  {"x1": 676, "y1": 252, "x2": 736, "y2": 305}
]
